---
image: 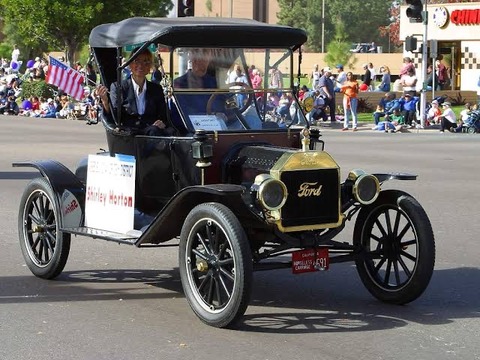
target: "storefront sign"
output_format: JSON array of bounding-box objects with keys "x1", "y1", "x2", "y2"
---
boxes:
[{"x1": 451, "y1": 9, "x2": 480, "y2": 25}]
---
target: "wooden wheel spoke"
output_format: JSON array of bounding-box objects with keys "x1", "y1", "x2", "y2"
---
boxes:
[
  {"x1": 219, "y1": 267, "x2": 235, "y2": 282},
  {"x1": 196, "y1": 233, "x2": 211, "y2": 256},
  {"x1": 397, "y1": 255, "x2": 412, "y2": 277},
  {"x1": 400, "y1": 249, "x2": 416, "y2": 262},
  {"x1": 383, "y1": 259, "x2": 392, "y2": 285}
]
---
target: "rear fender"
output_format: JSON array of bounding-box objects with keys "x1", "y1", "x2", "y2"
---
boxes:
[
  {"x1": 137, "y1": 184, "x2": 257, "y2": 245},
  {"x1": 12, "y1": 160, "x2": 85, "y2": 228}
]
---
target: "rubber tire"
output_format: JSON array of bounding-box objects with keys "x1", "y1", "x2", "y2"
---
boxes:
[
  {"x1": 467, "y1": 127, "x2": 476, "y2": 134},
  {"x1": 179, "y1": 202, "x2": 252, "y2": 328},
  {"x1": 18, "y1": 177, "x2": 71, "y2": 279},
  {"x1": 353, "y1": 190, "x2": 435, "y2": 304}
]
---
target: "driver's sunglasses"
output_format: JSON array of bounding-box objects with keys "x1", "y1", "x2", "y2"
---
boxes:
[{"x1": 132, "y1": 59, "x2": 152, "y2": 66}]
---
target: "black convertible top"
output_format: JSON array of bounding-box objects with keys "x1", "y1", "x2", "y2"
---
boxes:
[{"x1": 89, "y1": 17, "x2": 307, "y2": 50}]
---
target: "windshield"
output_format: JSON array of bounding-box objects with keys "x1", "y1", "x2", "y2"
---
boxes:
[{"x1": 167, "y1": 47, "x2": 307, "y2": 132}]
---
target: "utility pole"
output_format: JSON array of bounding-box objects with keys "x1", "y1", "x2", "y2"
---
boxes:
[
  {"x1": 419, "y1": 1, "x2": 428, "y2": 128},
  {"x1": 321, "y1": 0, "x2": 325, "y2": 53}
]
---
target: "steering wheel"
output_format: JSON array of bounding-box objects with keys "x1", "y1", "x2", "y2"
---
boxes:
[{"x1": 206, "y1": 82, "x2": 254, "y2": 115}]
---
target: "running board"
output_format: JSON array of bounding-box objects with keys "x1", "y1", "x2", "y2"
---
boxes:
[{"x1": 62, "y1": 227, "x2": 140, "y2": 245}]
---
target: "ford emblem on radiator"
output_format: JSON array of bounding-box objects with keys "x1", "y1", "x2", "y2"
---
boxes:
[{"x1": 297, "y1": 182, "x2": 323, "y2": 197}]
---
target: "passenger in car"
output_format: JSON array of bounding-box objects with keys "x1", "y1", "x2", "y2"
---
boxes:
[{"x1": 97, "y1": 47, "x2": 173, "y2": 136}]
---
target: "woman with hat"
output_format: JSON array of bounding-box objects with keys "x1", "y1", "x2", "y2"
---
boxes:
[{"x1": 439, "y1": 102, "x2": 457, "y2": 133}]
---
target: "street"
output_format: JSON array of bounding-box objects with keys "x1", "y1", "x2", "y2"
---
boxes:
[{"x1": 0, "y1": 115, "x2": 479, "y2": 360}]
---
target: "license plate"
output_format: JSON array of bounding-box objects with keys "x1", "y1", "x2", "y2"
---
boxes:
[{"x1": 292, "y1": 248, "x2": 329, "y2": 274}]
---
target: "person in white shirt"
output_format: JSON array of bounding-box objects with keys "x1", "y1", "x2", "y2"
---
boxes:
[
  {"x1": 11, "y1": 45, "x2": 20, "y2": 63},
  {"x1": 335, "y1": 64, "x2": 347, "y2": 91},
  {"x1": 439, "y1": 102, "x2": 457, "y2": 133}
]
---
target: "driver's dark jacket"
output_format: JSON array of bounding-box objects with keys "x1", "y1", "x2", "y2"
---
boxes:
[{"x1": 109, "y1": 78, "x2": 168, "y2": 129}]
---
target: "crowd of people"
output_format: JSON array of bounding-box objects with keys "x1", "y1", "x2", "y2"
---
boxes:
[{"x1": 0, "y1": 46, "x2": 100, "y2": 122}]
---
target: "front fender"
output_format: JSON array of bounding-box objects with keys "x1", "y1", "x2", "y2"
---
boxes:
[
  {"x1": 13, "y1": 160, "x2": 85, "y2": 228},
  {"x1": 137, "y1": 184, "x2": 254, "y2": 245},
  {"x1": 373, "y1": 172, "x2": 417, "y2": 183}
]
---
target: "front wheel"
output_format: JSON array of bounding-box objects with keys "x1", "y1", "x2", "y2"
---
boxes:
[
  {"x1": 18, "y1": 177, "x2": 71, "y2": 279},
  {"x1": 353, "y1": 190, "x2": 435, "y2": 304},
  {"x1": 179, "y1": 203, "x2": 252, "y2": 328}
]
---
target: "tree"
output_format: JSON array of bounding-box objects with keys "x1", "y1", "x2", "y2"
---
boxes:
[
  {"x1": 278, "y1": 0, "x2": 391, "y2": 52},
  {"x1": 0, "y1": 0, "x2": 173, "y2": 64},
  {"x1": 324, "y1": 20, "x2": 356, "y2": 69}
]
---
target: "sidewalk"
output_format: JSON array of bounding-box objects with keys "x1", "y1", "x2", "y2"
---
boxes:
[{"x1": 314, "y1": 120, "x2": 446, "y2": 134}]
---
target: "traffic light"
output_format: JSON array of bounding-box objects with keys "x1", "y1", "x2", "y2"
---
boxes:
[
  {"x1": 177, "y1": 0, "x2": 195, "y2": 17},
  {"x1": 405, "y1": 36, "x2": 418, "y2": 52},
  {"x1": 406, "y1": 0, "x2": 423, "y2": 23}
]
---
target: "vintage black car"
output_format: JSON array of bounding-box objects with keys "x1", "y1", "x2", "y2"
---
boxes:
[{"x1": 14, "y1": 17, "x2": 435, "y2": 328}]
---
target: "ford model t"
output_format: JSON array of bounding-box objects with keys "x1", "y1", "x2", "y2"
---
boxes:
[{"x1": 14, "y1": 17, "x2": 435, "y2": 328}]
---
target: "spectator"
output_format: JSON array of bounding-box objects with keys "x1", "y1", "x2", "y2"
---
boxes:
[
  {"x1": 4, "y1": 95, "x2": 19, "y2": 115},
  {"x1": 400, "y1": 93, "x2": 418, "y2": 127},
  {"x1": 400, "y1": 57, "x2": 415, "y2": 79},
  {"x1": 376, "y1": 65, "x2": 391, "y2": 92},
  {"x1": 276, "y1": 93, "x2": 292, "y2": 121},
  {"x1": 368, "y1": 42, "x2": 377, "y2": 53},
  {"x1": 11, "y1": 44, "x2": 20, "y2": 63},
  {"x1": 310, "y1": 64, "x2": 321, "y2": 89},
  {"x1": 33, "y1": 57, "x2": 42, "y2": 69},
  {"x1": 401, "y1": 67, "x2": 417, "y2": 96},
  {"x1": 335, "y1": 64, "x2": 347, "y2": 91},
  {"x1": 318, "y1": 67, "x2": 336, "y2": 122},
  {"x1": 436, "y1": 56, "x2": 449, "y2": 90},
  {"x1": 373, "y1": 92, "x2": 400, "y2": 125},
  {"x1": 439, "y1": 102, "x2": 457, "y2": 133},
  {"x1": 361, "y1": 64, "x2": 372, "y2": 90},
  {"x1": 427, "y1": 99, "x2": 442, "y2": 125},
  {"x1": 268, "y1": 66, "x2": 283, "y2": 90},
  {"x1": 251, "y1": 68, "x2": 262, "y2": 89},
  {"x1": 298, "y1": 85, "x2": 310, "y2": 101},
  {"x1": 340, "y1": 72, "x2": 359, "y2": 131},
  {"x1": 40, "y1": 98, "x2": 58, "y2": 118},
  {"x1": 308, "y1": 90, "x2": 327, "y2": 123}
]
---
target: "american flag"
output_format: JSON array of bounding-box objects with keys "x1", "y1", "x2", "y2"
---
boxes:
[{"x1": 47, "y1": 56, "x2": 85, "y2": 101}]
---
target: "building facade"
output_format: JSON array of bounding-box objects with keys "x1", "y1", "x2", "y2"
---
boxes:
[
  {"x1": 193, "y1": 0, "x2": 280, "y2": 24},
  {"x1": 400, "y1": 1, "x2": 480, "y2": 92}
]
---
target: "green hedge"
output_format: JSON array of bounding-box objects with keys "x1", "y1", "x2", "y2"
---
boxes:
[{"x1": 20, "y1": 80, "x2": 56, "y2": 99}]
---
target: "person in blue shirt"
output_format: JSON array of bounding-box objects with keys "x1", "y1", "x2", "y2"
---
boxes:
[
  {"x1": 400, "y1": 93, "x2": 418, "y2": 127},
  {"x1": 373, "y1": 92, "x2": 400, "y2": 125}
]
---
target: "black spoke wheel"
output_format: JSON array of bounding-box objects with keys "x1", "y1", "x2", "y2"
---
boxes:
[
  {"x1": 179, "y1": 203, "x2": 252, "y2": 328},
  {"x1": 18, "y1": 178, "x2": 71, "y2": 279},
  {"x1": 353, "y1": 190, "x2": 435, "y2": 304}
]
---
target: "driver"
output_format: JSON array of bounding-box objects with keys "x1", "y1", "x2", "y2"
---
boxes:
[{"x1": 97, "y1": 47, "x2": 174, "y2": 136}]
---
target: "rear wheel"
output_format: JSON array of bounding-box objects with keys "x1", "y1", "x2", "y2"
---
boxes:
[
  {"x1": 179, "y1": 203, "x2": 252, "y2": 328},
  {"x1": 353, "y1": 190, "x2": 435, "y2": 304},
  {"x1": 18, "y1": 178, "x2": 71, "y2": 279},
  {"x1": 467, "y1": 126, "x2": 476, "y2": 134}
]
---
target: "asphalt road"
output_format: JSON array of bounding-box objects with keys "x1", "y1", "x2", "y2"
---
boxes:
[{"x1": 0, "y1": 115, "x2": 479, "y2": 360}]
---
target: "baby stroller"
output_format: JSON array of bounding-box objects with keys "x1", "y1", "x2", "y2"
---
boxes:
[{"x1": 463, "y1": 110, "x2": 480, "y2": 134}]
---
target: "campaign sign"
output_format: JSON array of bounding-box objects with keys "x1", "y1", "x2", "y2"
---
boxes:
[
  {"x1": 292, "y1": 248, "x2": 329, "y2": 274},
  {"x1": 85, "y1": 154, "x2": 136, "y2": 234}
]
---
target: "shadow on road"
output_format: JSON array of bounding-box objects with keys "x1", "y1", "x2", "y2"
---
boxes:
[
  {"x1": 0, "y1": 171, "x2": 39, "y2": 180},
  {"x1": 0, "y1": 266, "x2": 478, "y2": 334}
]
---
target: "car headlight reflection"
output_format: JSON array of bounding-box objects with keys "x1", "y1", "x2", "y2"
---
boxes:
[{"x1": 253, "y1": 174, "x2": 288, "y2": 211}]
